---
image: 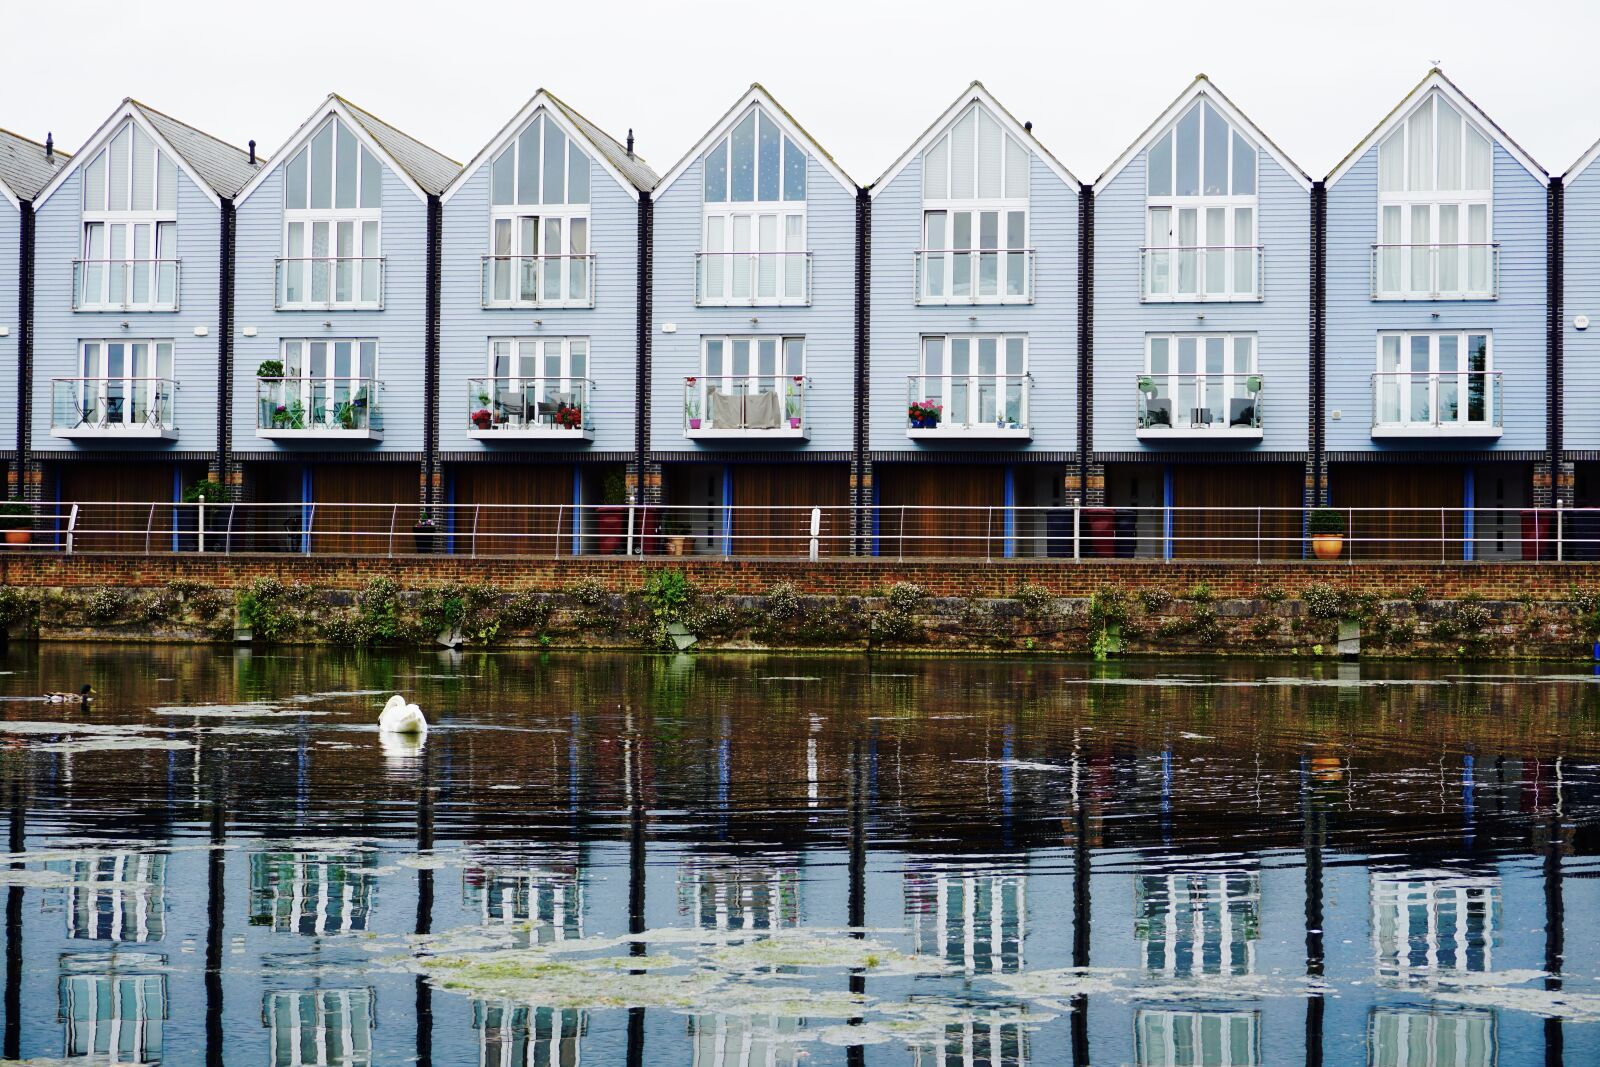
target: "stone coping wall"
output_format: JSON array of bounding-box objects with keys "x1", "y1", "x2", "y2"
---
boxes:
[{"x1": 0, "y1": 554, "x2": 1597, "y2": 658}]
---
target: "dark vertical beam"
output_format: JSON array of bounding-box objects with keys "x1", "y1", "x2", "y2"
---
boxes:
[
  {"x1": 414, "y1": 747, "x2": 434, "y2": 1067},
  {"x1": 626, "y1": 724, "x2": 647, "y2": 1067},
  {"x1": 1545, "y1": 790, "x2": 1565, "y2": 1067},
  {"x1": 423, "y1": 193, "x2": 443, "y2": 507},
  {"x1": 1071, "y1": 754, "x2": 1091, "y2": 1067},
  {"x1": 204, "y1": 756, "x2": 226, "y2": 1067},
  {"x1": 846, "y1": 740, "x2": 867, "y2": 1067},
  {"x1": 1309, "y1": 180, "x2": 1328, "y2": 507},
  {"x1": 1548, "y1": 177, "x2": 1567, "y2": 505},
  {"x1": 1302, "y1": 758, "x2": 1325, "y2": 1067},
  {"x1": 215, "y1": 198, "x2": 235, "y2": 491},
  {"x1": 633, "y1": 192, "x2": 655, "y2": 504},
  {"x1": 13, "y1": 202, "x2": 33, "y2": 500},
  {"x1": 5, "y1": 773, "x2": 24, "y2": 1058},
  {"x1": 852, "y1": 186, "x2": 871, "y2": 553},
  {"x1": 1076, "y1": 184, "x2": 1094, "y2": 504}
]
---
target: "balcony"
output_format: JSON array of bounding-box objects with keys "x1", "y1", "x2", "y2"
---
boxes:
[
  {"x1": 1137, "y1": 373, "x2": 1263, "y2": 440},
  {"x1": 684, "y1": 376, "x2": 809, "y2": 439},
  {"x1": 51, "y1": 378, "x2": 178, "y2": 440},
  {"x1": 256, "y1": 377, "x2": 383, "y2": 440},
  {"x1": 1371, "y1": 371, "x2": 1502, "y2": 438},
  {"x1": 1370, "y1": 244, "x2": 1499, "y2": 300},
  {"x1": 274, "y1": 258, "x2": 385, "y2": 310},
  {"x1": 914, "y1": 249, "x2": 1034, "y2": 305},
  {"x1": 467, "y1": 377, "x2": 594, "y2": 441},
  {"x1": 695, "y1": 252, "x2": 811, "y2": 306},
  {"x1": 480, "y1": 255, "x2": 595, "y2": 308},
  {"x1": 1140, "y1": 246, "x2": 1262, "y2": 302},
  {"x1": 72, "y1": 259, "x2": 180, "y2": 312},
  {"x1": 905, "y1": 374, "x2": 1031, "y2": 439}
]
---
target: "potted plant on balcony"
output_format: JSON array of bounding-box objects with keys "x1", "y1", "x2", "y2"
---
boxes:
[
  {"x1": 0, "y1": 499, "x2": 32, "y2": 547},
  {"x1": 908, "y1": 400, "x2": 942, "y2": 430},
  {"x1": 471, "y1": 407, "x2": 494, "y2": 431},
  {"x1": 786, "y1": 377, "x2": 804, "y2": 429},
  {"x1": 597, "y1": 469, "x2": 628, "y2": 554},
  {"x1": 1309, "y1": 508, "x2": 1347, "y2": 561},
  {"x1": 554, "y1": 403, "x2": 583, "y2": 431},
  {"x1": 685, "y1": 379, "x2": 702, "y2": 430},
  {"x1": 257, "y1": 360, "x2": 284, "y2": 428},
  {"x1": 413, "y1": 511, "x2": 439, "y2": 555}
]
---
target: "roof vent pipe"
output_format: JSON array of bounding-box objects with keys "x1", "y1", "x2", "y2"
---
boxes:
[
  {"x1": 1024, "y1": 121, "x2": 1032, "y2": 133},
  {"x1": 626, "y1": 129, "x2": 634, "y2": 157},
  {"x1": 248, "y1": 139, "x2": 256, "y2": 164},
  {"x1": 44, "y1": 133, "x2": 52, "y2": 158}
]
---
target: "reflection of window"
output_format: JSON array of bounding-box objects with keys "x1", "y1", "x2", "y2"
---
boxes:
[
  {"x1": 909, "y1": 1014, "x2": 1030, "y2": 1067},
  {"x1": 263, "y1": 989, "x2": 374, "y2": 1067},
  {"x1": 1143, "y1": 335, "x2": 1258, "y2": 431},
  {"x1": 462, "y1": 860, "x2": 583, "y2": 944},
  {"x1": 249, "y1": 851, "x2": 375, "y2": 935},
  {"x1": 46, "y1": 853, "x2": 166, "y2": 942},
  {"x1": 1375, "y1": 332, "x2": 1493, "y2": 428},
  {"x1": 1145, "y1": 99, "x2": 1258, "y2": 301},
  {"x1": 79, "y1": 121, "x2": 180, "y2": 311},
  {"x1": 700, "y1": 108, "x2": 807, "y2": 305},
  {"x1": 905, "y1": 861, "x2": 1026, "y2": 974},
  {"x1": 280, "y1": 117, "x2": 382, "y2": 307},
  {"x1": 476, "y1": 1000, "x2": 588, "y2": 1067},
  {"x1": 677, "y1": 855, "x2": 800, "y2": 932},
  {"x1": 59, "y1": 954, "x2": 167, "y2": 1064},
  {"x1": 1375, "y1": 93, "x2": 1494, "y2": 299},
  {"x1": 1134, "y1": 1009, "x2": 1259, "y2": 1067},
  {"x1": 1134, "y1": 869, "x2": 1260, "y2": 977},
  {"x1": 486, "y1": 113, "x2": 591, "y2": 307},
  {"x1": 1371, "y1": 870, "x2": 1498, "y2": 985},
  {"x1": 920, "y1": 104, "x2": 1030, "y2": 303},
  {"x1": 690, "y1": 1014, "x2": 804, "y2": 1067},
  {"x1": 917, "y1": 335, "x2": 1028, "y2": 429},
  {"x1": 1367, "y1": 1008, "x2": 1495, "y2": 1067}
]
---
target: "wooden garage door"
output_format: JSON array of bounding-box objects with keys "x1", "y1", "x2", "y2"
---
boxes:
[
  {"x1": 1330, "y1": 463, "x2": 1465, "y2": 561},
  {"x1": 730, "y1": 464, "x2": 849, "y2": 557},
  {"x1": 1171, "y1": 464, "x2": 1305, "y2": 560},
  {"x1": 57, "y1": 462, "x2": 184, "y2": 553},
  {"x1": 451, "y1": 464, "x2": 575, "y2": 556},
  {"x1": 875, "y1": 464, "x2": 1006, "y2": 558},
  {"x1": 309, "y1": 464, "x2": 421, "y2": 555}
]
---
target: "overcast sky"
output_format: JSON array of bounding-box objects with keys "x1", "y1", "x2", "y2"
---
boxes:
[{"x1": 8, "y1": 0, "x2": 1600, "y2": 184}]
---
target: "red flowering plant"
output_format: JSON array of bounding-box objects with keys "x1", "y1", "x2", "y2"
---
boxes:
[
  {"x1": 908, "y1": 400, "x2": 943, "y2": 428},
  {"x1": 554, "y1": 404, "x2": 583, "y2": 430},
  {"x1": 471, "y1": 408, "x2": 494, "y2": 430}
]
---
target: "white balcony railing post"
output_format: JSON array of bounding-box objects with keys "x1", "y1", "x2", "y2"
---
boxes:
[
  {"x1": 809, "y1": 508, "x2": 821, "y2": 562},
  {"x1": 66, "y1": 504, "x2": 78, "y2": 555},
  {"x1": 197, "y1": 495, "x2": 206, "y2": 554}
]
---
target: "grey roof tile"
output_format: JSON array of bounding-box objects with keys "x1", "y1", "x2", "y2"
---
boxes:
[
  {"x1": 130, "y1": 100, "x2": 261, "y2": 198},
  {"x1": 0, "y1": 127, "x2": 68, "y2": 201},
  {"x1": 544, "y1": 92, "x2": 658, "y2": 191},
  {"x1": 336, "y1": 96, "x2": 461, "y2": 195}
]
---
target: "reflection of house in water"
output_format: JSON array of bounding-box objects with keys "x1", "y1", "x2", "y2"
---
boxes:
[
  {"x1": 909, "y1": 1012, "x2": 1030, "y2": 1067},
  {"x1": 1367, "y1": 1008, "x2": 1497, "y2": 1067},
  {"x1": 1134, "y1": 1009, "x2": 1260, "y2": 1067},
  {"x1": 474, "y1": 1000, "x2": 587, "y2": 1067},
  {"x1": 46, "y1": 851, "x2": 166, "y2": 942},
  {"x1": 1134, "y1": 865, "x2": 1259, "y2": 977},
  {"x1": 58, "y1": 952, "x2": 167, "y2": 1064},
  {"x1": 905, "y1": 860, "x2": 1027, "y2": 974},
  {"x1": 249, "y1": 850, "x2": 375, "y2": 935},
  {"x1": 462, "y1": 849, "x2": 583, "y2": 944},
  {"x1": 1371, "y1": 870, "x2": 1499, "y2": 985},
  {"x1": 688, "y1": 1013, "x2": 802, "y2": 1067},
  {"x1": 263, "y1": 988, "x2": 375, "y2": 1067},
  {"x1": 677, "y1": 854, "x2": 800, "y2": 932}
]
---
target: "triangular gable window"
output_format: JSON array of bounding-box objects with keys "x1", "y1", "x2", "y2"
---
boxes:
[
  {"x1": 483, "y1": 112, "x2": 593, "y2": 308},
  {"x1": 1143, "y1": 99, "x2": 1259, "y2": 302},
  {"x1": 698, "y1": 106, "x2": 809, "y2": 306},
  {"x1": 77, "y1": 120, "x2": 179, "y2": 311},
  {"x1": 917, "y1": 103, "x2": 1031, "y2": 304}
]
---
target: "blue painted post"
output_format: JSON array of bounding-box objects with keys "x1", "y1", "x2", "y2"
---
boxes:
[
  {"x1": 721, "y1": 465, "x2": 733, "y2": 557},
  {"x1": 1463, "y1": 466, "x2": 1476, "y2": 561},
  {"x1": 299, "y1": 465, "x2": 313, "y2": 555},
  {"x1": 1162, "y1": 465, "x2": 1174, "y2": 561},
  {"x1": 1463, "y1": 752, "x2": 1476, "y2": 852},
  {"x1": 571, "y1": 465, "x2": 583, "y2": 558},
  {"x1": 1003, "y1": 465, "x2": 1016, "y2": 559},
  {"x1": 871, "y1": 477, "x2": 881, "y2": 557}
]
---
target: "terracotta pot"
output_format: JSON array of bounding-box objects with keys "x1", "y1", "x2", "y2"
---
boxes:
[
  {"x1": 3, "y1": 529, "x2": 30, "y2": 546},
  {"x1": 1311, "y1": 534, "x2": 1344, "y2": 561},
  {"x1": 668, "y1": 536, "x2": 686, "y2": 556}
]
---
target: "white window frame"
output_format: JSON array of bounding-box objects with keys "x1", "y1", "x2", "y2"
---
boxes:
[
  {"x1": 918, "y1": 104, "x2": 1032, "y2": 305},
  {"x1": 1374, "y1": 330, "x2": 1495, "y2": 430},
  {"x1": 699, "y1": 108, "x2": 810, "y2": 306},
  {"x1": 486, "y1": 337, "x2": 590, "y2": 395},
  {"x1": 1143, "y1": 100, "x2": 1260, "y2": 302},
  {"x1": 269, "y1": 338, "x2": 381, "y2": 433},
  {"x1": 78, "y1": 122, "x2": 179, "y2": 312},
  {"x1": 698, "y1": 336, "x2": 805, "y2": 394},
  {"x1": 485, "y1": 113, "x2": 593, "y2": 308},
  {"x1": 1142, "y1": 334, "x2": 1259, "y2": 432},
  {"x1": 72, "y1": 339, "x2": 175, "y2": 430},
  {"x1": 915, "y1": 334, "x2": 1029, "y2": 429},
  {"x1": 279, "y1": 117, "x2": 383, "y2": 309},
  {"x1": 1374, "y1": 94, "x2": 1495, "y2": 300}
]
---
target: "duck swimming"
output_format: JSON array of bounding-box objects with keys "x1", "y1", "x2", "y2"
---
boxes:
[
  {"x1": 45, "y1": 685, "x2": 94, "y2": 704},
  {"x1": 378, "y1": 694, "x2": 427, "y2": 735}
]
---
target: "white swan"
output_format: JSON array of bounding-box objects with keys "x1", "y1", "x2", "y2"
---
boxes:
[{"x1": 378, "y1": 693, "x2": 427, "y2": 735}]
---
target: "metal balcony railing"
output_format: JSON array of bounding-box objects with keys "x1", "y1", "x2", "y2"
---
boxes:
[
  {"x1": 1140, "y1": 246, "x2": 1263, "y2": 302},
  {"x1": 72, "y1": 259, "x2": 180, "y2": 311},
  {"x1": 275, "y1": 257, "x2": 385, "y2": 310},
  {"x1": 1371, "y1": 371, "x2": 1502, "y2": 435},
  {"x1": 51, "y1": 377, "x2": 177, "y2": 437},
  {"x1": 1137, "y1": 372, "x2": 1263, "y2": 434},
  {"x1": 468, "y1": 377, "x2": 593, "y2": 436},
  {"x1": 257, "y1": 376, "x2": 383, "y2": 436},
  {"x1": 684, "y1": 375, "x2": 809, "y2": 435},
  {"x1": 694, "y1": 252, "x2": 812, "y2": 306},
  {"x1": 905, "y1": 373, "x2": 1031, "y2": 435},
  {"x1": 1370, "y1": 243, "x2": 1499, "y2": 300},
  {"x1": 480, "y1": 255, "x2": 595, "y2": 308},
  {"x1": 914, "y1": 249, "x2": 1034, "y2": 304}
]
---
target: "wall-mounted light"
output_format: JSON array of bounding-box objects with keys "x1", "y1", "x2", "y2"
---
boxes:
[
  {"x1": 120, "y1": 320, "x2": 129, "y2": 330},
  {"x1": 662, "y1": 322, "x2": 678, "y2": 334},
  {"x1": 0, "y1": 326, "x2": 9, "y2": 337},
  {"x1": 193, "y1": 325, "x2": 209, "y2": 337},
  {"x1": 242, "y1": 326, "x2": 258, "y2": 337},
  {"x1": 1331, "y1": 410, "x2": 1343, "y2": 421},
  {"x1": 322, "y1": 321, "x2": 332, "y2": 329},
  {"x1": 1577, "y1": 315, "x2": 1591, "y2": 331}
]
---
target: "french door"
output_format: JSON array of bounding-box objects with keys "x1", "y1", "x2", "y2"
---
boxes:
[
  {"x1": 79, "y1": 340, "x2": 173, "y2": 428},
  {"x1": 80, "y1": 221, "x2": 177, "y2": 309},
  {"x1": 488, "y1": 213, "x2": 590, "y2": 305},
  {"x1": 920, "y1": 208, "x2": 1028, "y2": 301},
  {"x1": 1377, "y1": 332, "x2": 1492, "y2": 427}
]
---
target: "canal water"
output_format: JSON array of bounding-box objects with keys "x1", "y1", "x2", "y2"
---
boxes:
[{"x1": 0, "y1": 646, "x2": 1596, "y2": 1065}]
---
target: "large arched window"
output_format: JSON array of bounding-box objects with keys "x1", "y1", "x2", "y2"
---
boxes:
[
  {"x1": 698, "y1": 106, "x2": 809, "y2": 306},
  {"x1": 918, "y1": 103, "x2": 1031, "y2": 304},
  {"x1": 1374, "y1": 93, "x2": 1494, "y2": 299},
  {"x1": 278, "y1": 116, "x2": 383, "y2": 309},
  {"x1": 76, "y1": 120, "x2": 179, "y2": 311},
  {"x1": 1144, "y1": 99, "x2": 1259, "y2": 302},
  {"x1": 484, "y1": 112, "x2": 593, "y2": 308}
]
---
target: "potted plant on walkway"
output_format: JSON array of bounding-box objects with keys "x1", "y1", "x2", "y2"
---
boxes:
[
  {"x1": 664, "y1": 513, "x2": 689, "y2": 556},
  {"x1": 0, "y1": 500, "x2": 32, "y2": 547},
  {"x1": 179, "y1": 479, "x2": 227, "y2": 551},
  {"x1": 1309, "y1": 508, "x2": 1347, "y2": 561},
  {"x1": 685, "y1": 380, "x2": 702, "y2": 430},
  {"x1": 597, "y1": 469, "x2": 628, "y2": 554},
  {"x1": 413, "y1": 511, "x2": 439, "y2": 555}
]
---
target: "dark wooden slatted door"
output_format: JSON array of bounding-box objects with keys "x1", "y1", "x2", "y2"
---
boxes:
[
  {"x1": 875, "y1": 464, "x2": 1006, "y2": 558},
  {"x1": 309, "y1": 464, "x2": 421, "y2": 555},
  {"x1": 1171, "y1": 464, "x2": 1304, "y2": 560},
  {"x1": 452, "y1": 464, "x2": 575, "y2": 556},
  {"x1": 730, "y1": 464, "x2": 850, "y2": 557},
  {"x1": 57, "y1": 462, "x2": 182, "y2": 553},
  {"x1": 1329, "y1": 463, "x2": 1465, "y2": 561}
]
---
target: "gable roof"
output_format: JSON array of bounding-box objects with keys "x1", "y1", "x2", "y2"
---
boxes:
[
  {"x1": 1327, "y1": 68, "x2": 1545, "y2": 186},
  {"x1": 872, "y1": 81, "x2": 1079, "y2": 197},
  {"x1": 1562, "y1": 132, "x2": 1600, "y2": 184},
  {"x1": 652, "y1": 84, "x2": 856, "y2": 198},
  {"x1": 34, "y1": 98, "x2": 257, "y2": 208},
  {"x1": 1097, "y1": 75, "x2": 1311, "y2": 192},
  {"x1": 442, "y1": 89, "x2": 658, "y2": 204},
  {"x1": 0, "y1": 127, "x2": 68, "y2": 207},
  {"x1": 237, "y1": 94, "x2": 460, "y2": 205}
]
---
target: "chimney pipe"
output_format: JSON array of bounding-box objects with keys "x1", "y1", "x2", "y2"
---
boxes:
[
  {"x1": 248, "y1": 139, "x2": 256, "y2": 164},
  {"x1": 1024, "y1": 121, "x2": 1032, "y2": 133},
  {"x1": 44, "y1": 133, "x2": 53, "y2": 159},
  {"x1": 626, "y1": 129, "x2": 634, "y2": 157}
]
